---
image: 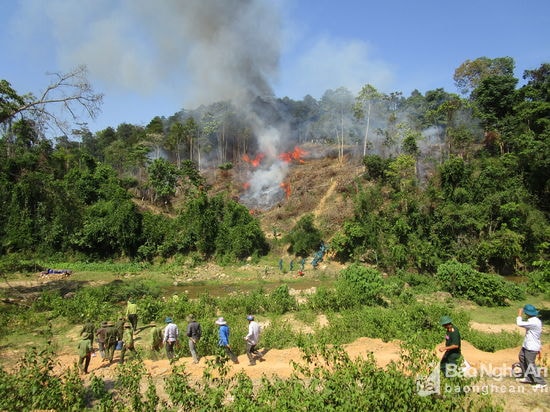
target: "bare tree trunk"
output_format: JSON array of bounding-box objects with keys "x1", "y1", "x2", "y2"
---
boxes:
[{"x1": 363, "y1": 102, "x2": 371, "y2": 157}]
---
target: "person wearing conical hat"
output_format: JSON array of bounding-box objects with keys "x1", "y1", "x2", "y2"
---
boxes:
[
  {"x1": 77, "y1": 332, "x2": 92, "y2": 374},
  {"x1": 438, "y1": 315, "x2": 461, "y2": 377},
  {"x1": 215, "y1": 317, "x2": 238, "y2": 364},
  {"x1": 516, "y1": 304, "x2": 547, "y2": 388}
]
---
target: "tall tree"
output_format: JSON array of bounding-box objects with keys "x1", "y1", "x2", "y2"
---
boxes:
[
  {"x1": 454, "y1": 57, "x2": 515, "y2": 96},
  {"x1": 355, "y1": 84, "x2": 383, "y2": 157}
]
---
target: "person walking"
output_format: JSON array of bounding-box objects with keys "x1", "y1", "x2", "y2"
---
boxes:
[
  {"x1": 126, "y1": 299, "x2": 138, "y2": 331},
  {"x1": 114, "y1": 316, "x2": 126, "y2": 355},
  {"x1": 186, "y1": 314, "x2": 202, "y2": 364},
  {"x1": 163, "y1": 317, "x2": 179, "y2": 360},
  {"x1": 216, "y1": 317, "x2": 239, "y2": 364},
  {"x1": 81, "y1": 319, "x2": 95, "y2": 354},
  {"x1": 120, "y1": 322, "x2": 136, "y2": 363},
  {"x1": 104, "y1": 321, "x2": 120, "y2": 364},
  {"x1": 77, "y1": 332, "x2": 92, "y2": 374},
  {"x1": 438, "y1": 315, "x2": 461, "y2": 377},
  {"x1": 150, "y1": 321, "x2": 163, "y2": 353},
  {"x1": 95, "y1": 321, "x2": 108, "y2": 359},
  {"x1": 244, "y1": 315, "x2": 263, "y2": 366},
  {"x1": 516, "y1": 304, "x2": 547, "y2": 388}
]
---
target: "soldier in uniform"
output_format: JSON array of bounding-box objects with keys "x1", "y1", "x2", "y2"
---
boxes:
[
  {"x1": 120, "y1": 322, "x2": 136, "y2": 363},
  {"x1": 104, "y1": 321, "x2": 119, "y2": 364}
]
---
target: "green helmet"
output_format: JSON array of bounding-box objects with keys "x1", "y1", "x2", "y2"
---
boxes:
[{"x1": 439, "y1": 316, "x2": 453, "y2": 326}]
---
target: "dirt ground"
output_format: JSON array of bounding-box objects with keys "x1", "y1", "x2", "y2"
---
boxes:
[{"x1": 50, "y1": 327, "x2": 549, "y2": 412}]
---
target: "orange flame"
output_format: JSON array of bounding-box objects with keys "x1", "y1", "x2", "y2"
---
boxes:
[
  {"x1": 280, "y1": 182, "x2": 291, "y2": 198},
  {"x1": 278, "y1": 146, "x2": 307, "y2": 164},
  {"x1": 243, "y1": 152, "x2": 265, "y2": 167}
]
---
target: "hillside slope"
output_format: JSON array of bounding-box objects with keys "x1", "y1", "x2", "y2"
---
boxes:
[{"x1": 205, "y1": 144, "x2": 364, "y2": 241}]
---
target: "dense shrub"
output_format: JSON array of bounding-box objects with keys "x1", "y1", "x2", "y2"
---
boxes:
[
  {"x1": 283, "y1": 214, "x2": 323, "y2": 258},
  {"x1": 436, "y1": 260, "x2": 525, "y2": 306},
  {"x1": 335, "y1": 263, "x2": 384, "y2": 307}
]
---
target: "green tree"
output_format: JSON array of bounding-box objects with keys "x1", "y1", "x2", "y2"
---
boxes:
[
  {"x1": 147, "y1": 158, "x2": 179, "y2": 205},
  {"x1": 284, "y1": 214, "x2": 322, "y2": 257},
  {"x1": 454, "y1": 56, "x2": 515, "y2": 96}
]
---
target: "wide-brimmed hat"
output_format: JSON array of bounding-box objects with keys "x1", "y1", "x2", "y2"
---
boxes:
[
  {"x1": 107, "y1": 321, "x2": 115, "y2": 326},
  {"x1": 124, "y1": 322, "x2": 132, "y2": 328},
  {"x1": 165, "y1": 317, "x2": 173, "y2": 323},
  {"x1": 215, "y1": 317, "x2": 227, "y2": 325},
  {"x1": 523, "y1": 304, "x2": 539, "y2": 316},
  {"x1": 440, "y1": 316, "x2": 453, "y2": 326},
  {"x1": 247, "y1": 315, "x2": 254, "y2": 321},
  {"x1": 81, "y1": 332, "x2": 89, "y2": 338}
]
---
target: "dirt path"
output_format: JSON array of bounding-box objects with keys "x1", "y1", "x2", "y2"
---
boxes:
[
  {"x1": 313, "y1": 179, "x2": 338, "y2": 219},
  {"x1": 52, "y1": 332, "x2": 549, "y2": 411}
]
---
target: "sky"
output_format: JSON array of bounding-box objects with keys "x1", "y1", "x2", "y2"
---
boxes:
[{"x1": 1, "y1": 0, "x2": 549, "y2": 136}]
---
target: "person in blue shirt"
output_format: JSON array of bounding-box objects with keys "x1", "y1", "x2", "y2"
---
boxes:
[{"x1": 215, "y1": 317, "x2": 239, "y2": 364}]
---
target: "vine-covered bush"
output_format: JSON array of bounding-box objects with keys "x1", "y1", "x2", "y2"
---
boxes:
[
  {"x1": 436, "y1": 260, "x2": 525, "y2": 306},
  {"x1": 335, "y1": 263, "x2": 384, "y2": 307}
]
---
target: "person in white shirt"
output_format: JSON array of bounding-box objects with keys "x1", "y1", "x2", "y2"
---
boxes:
[
  {"x1": 516, "y1": 304, "x2": 546, "y2": 388},
  {"x1": 244, "y1": 315, "x2": 263, "y2": 366},
  {"x1": 163, "y1": 317, "x2": 179, "y2": 360}
]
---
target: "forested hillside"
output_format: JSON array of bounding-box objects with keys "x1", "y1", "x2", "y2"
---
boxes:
[{"x1": 0, "y1": 58, "x2": 548, "y2": 278}]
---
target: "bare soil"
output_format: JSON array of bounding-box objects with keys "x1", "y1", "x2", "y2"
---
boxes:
[{"x1": 50, "y1": 331, "x2": 549, "y2": 411}]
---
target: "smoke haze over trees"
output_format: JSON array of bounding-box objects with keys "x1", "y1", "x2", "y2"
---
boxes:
[{"x1": 0, "y1": 57, "x2": 549, "y2": 278}]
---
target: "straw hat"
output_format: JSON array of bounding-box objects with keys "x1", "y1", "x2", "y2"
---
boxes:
[{"x1": 215, "y1": 317, "x2": 227, "y2": 325}]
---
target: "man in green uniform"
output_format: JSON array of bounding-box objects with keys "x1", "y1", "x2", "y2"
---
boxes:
[
  {"x1": 120, "y1": 322, "x2": 136, "y2": 363},
  {"x1": 104, "y1": 321, "x2": 119, "y2": 364},
  {"x1": 438, "y1": 315, "x2": 461, "y2": 377},
  {"x1": 126, "y1": 299, "x2": 138, "y2": 330},
  {"x1": 77, "y1": 332, "x2": 92, "y2": 374},
  {"x1": 150, "y1": 321, "x2": 163, "y2": 353}
]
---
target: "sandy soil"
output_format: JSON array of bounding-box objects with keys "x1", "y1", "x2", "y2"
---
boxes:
[{"x1": 50, "y1": 331, "x2": 549, "y2": 411}]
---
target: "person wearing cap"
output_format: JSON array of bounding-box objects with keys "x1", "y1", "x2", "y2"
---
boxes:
[
  {"x1": 215, "y1": 317, "x2": 239, "y2": 364},
  {"x1": 164, "y1": 317, "x2": 179, "y2": 360},
  {"x1": 438, "y1": 315, "x2": 461, "y2": 376},
  {"x1": 244, "y1": 315, "x2": 263, "y2": 366},
  {"x1": 516, "y1": 304, "x2": 547, "y2": 388},
  {"x1": 126, "y1": 299, "x2": 138, "y2": 331},
  {"x1": 186, "y1": 315, "x2": 202, "y2": 364},
  {"x1": 150, "y1": 321, "x2": 163, "y2": 354},
  {"x1": 120, "y1": 322, "x2": 136, "y2": 363},
  {"x1": 77, "y1": 332, "x2": 92, "y2": 374},
  {"x1": 95, "y1": 321, "x2": 109, "y2": 359}
]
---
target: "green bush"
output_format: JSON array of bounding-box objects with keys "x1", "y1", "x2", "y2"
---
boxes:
[
  {"x1": 335, "y1": 263, "x2": 384, "y2": 308},
  {"x1": 464, "y1": 329, "x2": 523, "y2": 352},
  {"x1": 283, "y1": 214, "x2": 322, "y2": 257},
  {"x1": 436, "y1": 260, "x2": 524, "y2": 306}
]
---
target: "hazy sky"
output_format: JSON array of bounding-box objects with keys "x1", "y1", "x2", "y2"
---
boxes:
[{"x1": 2, "y1": 0, "x2": 549, "y2": 134}]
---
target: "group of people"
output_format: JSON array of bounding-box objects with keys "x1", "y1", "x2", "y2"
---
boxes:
[
  {"x1": 155, "y1": 314, "x2": 264, "y2": 366},
  {"x1": 77, "y1": 317, "x2": 136, "y2": 374},
  {"x1": 438, "y1": 303, "x2": 546, "y2": 389},
  {"x1": 76, "y1": 302, "x2": 264, "y2": 374}
]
